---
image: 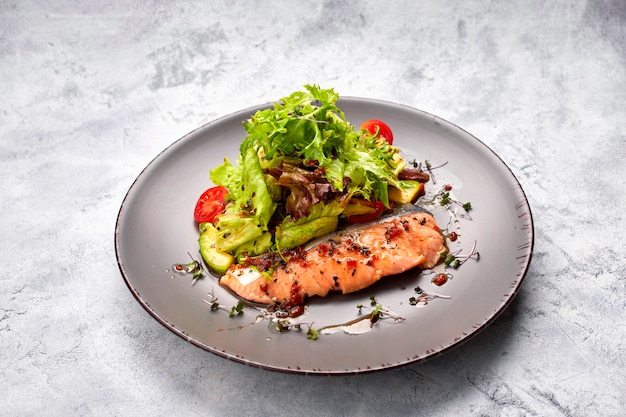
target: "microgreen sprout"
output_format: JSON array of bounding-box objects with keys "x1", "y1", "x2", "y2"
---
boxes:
[
  {"x1": 307, "y1": 328, "x2": 319, "y2": 340},
  {"x1": 357, "y1": 303, "x2": 405, "y2": 323},
  {"x1": 409, "y1": 285, "x2": 452, "y2": 306},
  {"x1": 369, "y1": 294, "x2": 377, "y2": 306},
  {"x1": 408, "y1": 159, "x2": 448, "y2": 184},
  {"x1": 275, "y1": 319, "x2": 319, "y2": 340},
  {"x1": 370, "y1": 304, "x2": 383, "y2": 324},
  {"x1": 444, "y1": 240, "x2": 480, "y2": 269},
  {"x1": 172, "y1": 252, "x2": 205, "y2": 286},
  {"x1": 425, "y1": 160, "x2": 448, "y2": 184},
  {"x1": 356, "y1": 294, "x2": 379, "y2": 311},
  {"x1": 230, "y1": 301, "x2": 245, "y2": 317},
  {"x1": 436, "y1": 186, "x2": 473, "y2": 219},
  {"x1": 203, "y1": 289, "x2": 245, "y2": 317}
]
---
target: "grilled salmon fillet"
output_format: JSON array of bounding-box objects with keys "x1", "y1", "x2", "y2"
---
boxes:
[{"x1": 219, "y1": 208, "x2": 446, "y2": 305}]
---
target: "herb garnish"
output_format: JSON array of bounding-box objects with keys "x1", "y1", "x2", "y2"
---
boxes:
[
  {"x1": 172, "y1": 252, "x2": 205, "y2": 286},
  {"x1": 356, "y1": 302, "x2": 405, "y2": 323},
  {"x1": 203, "y1": 289, "x2": 245, "y2": 317},
  {"x1": 436, "y1": 184, "x2": 473, "y2": 219},
  {"x1": 409, "y1": 286, "x2": 452, "y2": 305},
  {"x1": 275, "y1": 320, "x2": 319, "y2": 340},
  {"x1": 443, "y1": 240, "x2": 480, "y2": 269},
  {"x1": 408, "y1": 159, "x2": 448, "y2": 184}
]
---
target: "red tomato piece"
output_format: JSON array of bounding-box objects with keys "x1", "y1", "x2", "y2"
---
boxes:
[
  {"x1": 344, "y1": 200, "x2": 386, "y2": 224},
  {"x1": 194, "y1": 186, "x2": 228, "y2": 223},
  {"x1": 360, "y1": 119, "x2": 393, "y2": 145}
]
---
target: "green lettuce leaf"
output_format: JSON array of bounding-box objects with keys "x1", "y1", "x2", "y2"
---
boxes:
[
  {"x1": 207, "y1": 84, "x2": 407, "y2": 256},
  {"x1": 275, "y1": 201, "x2": 344, "y2": 250}
]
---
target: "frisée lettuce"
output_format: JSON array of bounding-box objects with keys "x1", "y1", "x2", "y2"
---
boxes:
[{"x1": 206, "y1": 84, "x2": 409, "y2": 262}]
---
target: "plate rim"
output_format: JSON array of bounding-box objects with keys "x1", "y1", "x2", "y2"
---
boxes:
[{"x1": 114, "y1": 96, "x2": 534, "y2": 375}]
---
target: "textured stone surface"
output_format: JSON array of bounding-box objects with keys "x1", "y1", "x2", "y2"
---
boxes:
[{"x1": 1, "y1": 1, "x2": 625, "y2": 416}]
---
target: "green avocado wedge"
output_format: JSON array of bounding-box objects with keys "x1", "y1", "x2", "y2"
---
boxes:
[{"x1": 198, "y1": 222, "x2": 235, "y2": 274}]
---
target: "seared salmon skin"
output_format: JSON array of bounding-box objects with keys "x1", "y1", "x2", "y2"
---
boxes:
[{"x1": 219, "y1": 207, "x2": 447, "y2": 305}]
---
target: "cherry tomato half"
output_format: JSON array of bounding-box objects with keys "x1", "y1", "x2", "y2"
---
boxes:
[
  {"x1": 343, "y1": 199, "x2": 386, "y2": 224},
  {"x1": 194, "y1": 186, "x2": 228, "y2": 223},
  {"x1": 360, "y1": 119, "x2": 393, "y2": 145}
]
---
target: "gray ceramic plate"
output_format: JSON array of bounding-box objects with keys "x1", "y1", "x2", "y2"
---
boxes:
[{"x1": 115, "y1": 97, "x2": 533, "y2": 374}]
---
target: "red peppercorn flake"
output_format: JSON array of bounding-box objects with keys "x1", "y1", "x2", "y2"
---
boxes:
[
  {"x1": 449, "y1": 231, "x2": 458, "y2": 241},
  {"x1": 385, "y1": 225, "x2": 403, "y2": 242},
  {"x1": 366, "y1": 254, "x2": 379, "y2": 266}
]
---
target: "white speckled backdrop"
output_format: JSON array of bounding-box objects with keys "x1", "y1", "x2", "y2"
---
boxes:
[{"x1": 1, "y1": 1, "x2": 624, "y2": 416}]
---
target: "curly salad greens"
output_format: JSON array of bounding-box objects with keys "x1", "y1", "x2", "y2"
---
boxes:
[{"x1": 195, "y1": 85, "x2": 428, "y2": 274}]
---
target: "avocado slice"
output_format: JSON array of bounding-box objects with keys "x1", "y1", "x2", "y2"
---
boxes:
[
  {"x1": 198, "y1": 222, "x2": 234, "y2": 274},
  {"x1": 389, "y1": 180, "x2": 424, "y2": 204}
]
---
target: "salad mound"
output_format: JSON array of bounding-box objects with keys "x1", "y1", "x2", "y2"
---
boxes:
[{"x1": 198, "y1": 85, "x2": 426, "y2": 273}]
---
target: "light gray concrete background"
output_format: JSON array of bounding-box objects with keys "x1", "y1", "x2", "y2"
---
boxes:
[{"x1": 2, "y1": 1, "x2": 625, "y2": 416}]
